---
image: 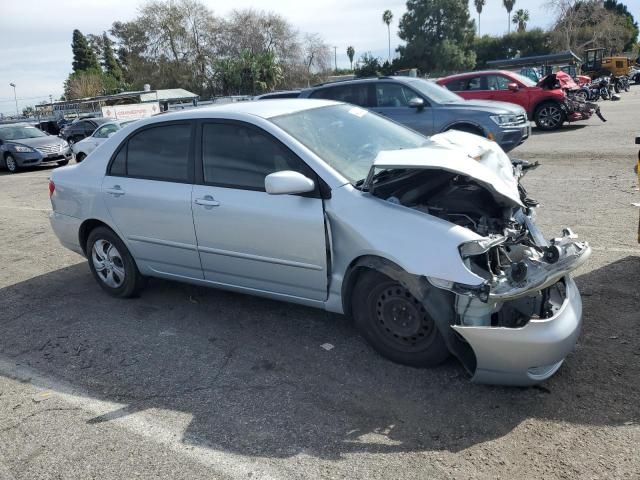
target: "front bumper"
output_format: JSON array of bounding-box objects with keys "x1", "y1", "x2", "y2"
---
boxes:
[
  {"x1": 14, "y1": 148, "x2": 72, "y2": 167},
  {"x1": 453, "y1": 276, "x2": 582, "y2": 386},
  {"x1": 495, "y1": 121, "x2": 531, "y2": 152}
]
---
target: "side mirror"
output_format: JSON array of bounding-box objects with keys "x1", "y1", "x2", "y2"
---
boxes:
[
  {"x1": 508, "y1": 82, "x2": 519, "y2": 92},
  {"x1": 265, "y1": 171, "x2": 315, "y2": 195},
  {"x1": 408, "y1": 97, "x2": 425, "y2": 109}
]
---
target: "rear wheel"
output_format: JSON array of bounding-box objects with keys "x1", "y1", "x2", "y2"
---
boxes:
[
  {"x1": 351, "y1": 270, "x2": 450, "y2": 367},
  {"x1": 534, "y1": 102, "x2": 565, "y2": 131},
  {"x1": 86, "y1": 226, "x2": 145, "y2": 298},
  {"x1": 4, "y1": 154, "x2": 19, "y2": 173}
]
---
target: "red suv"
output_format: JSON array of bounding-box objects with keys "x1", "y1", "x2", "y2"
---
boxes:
[{"x1": 437, "y1": 70, "x2": 585, "y2": 131}]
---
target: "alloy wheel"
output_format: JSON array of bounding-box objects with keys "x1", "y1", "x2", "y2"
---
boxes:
[
  {"x1": 538, "y1": 106, "x2": 563, "y2": 129},
  {"x1": 5, "y1": 155, "x2": 17, "y2": 172},
  {"x1": 92, "y1": 239, "x2": 126, "y2": 288}
]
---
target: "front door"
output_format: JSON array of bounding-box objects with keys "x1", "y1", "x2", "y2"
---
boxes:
[
  {"x1": 484, "y1": 74, "x2": 530, "y2": 111},
  {"x1": 102, "y1": 121, "x2": 203, "y2": 279},
  {"x1": 192, "y1": 121, "x2": 328, "y2": 301},
  {"x1": 371, "y1": 82, "x2": 434, "y2": 135}
]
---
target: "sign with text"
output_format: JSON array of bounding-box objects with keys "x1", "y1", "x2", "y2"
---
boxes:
[{"x1": 101, "y1": 102, "x2": 159, "y2": 120}]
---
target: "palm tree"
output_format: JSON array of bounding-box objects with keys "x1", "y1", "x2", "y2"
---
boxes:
[
  {"x1": 512, "y1": 9, "x2": 530, "y2": 33},
  {"x1": 474, "y1": 0, "x2": 486, "y2": 36},
  {"x1": 382, "y1": 10, "x2": 393, "y2": 62},
  {"x1": 346, "y1": 46, "x2": 355, "y2": 71},
  {"x1": 503, "y1": 0, "x2": 516, "y2": 33}
]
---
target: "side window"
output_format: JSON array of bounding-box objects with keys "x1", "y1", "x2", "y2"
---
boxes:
[
  {"x1": 375, "y1": 83, "x2": 419, "y2": 107},
  {"x1": 443, "y1": 79, "x2": 465, "y2": 91},
  {"x1": 110, "y1": 146, "x2": 126, "y2": 176},
  {"x1": 202, "y1": 123, "x2": 310, "y2": 191},
  {"x1": 94, "y1": 124, "x2": 118, "y2": 138},
  {"x1": 125, "y1": 123, "x2": 191, "y2": 182},
  {"x1": 83, "y1": 122, "x2": 96, "y2": 134},
  {"x1": 310, "y1": 84, "x2": 371, "y2": 107},
  {"x1": 487, "y1": 75, "x2": 511, "y2": 90},
  {"x1": 465, "y1": 76, "x2": 485, "y2": 90}
]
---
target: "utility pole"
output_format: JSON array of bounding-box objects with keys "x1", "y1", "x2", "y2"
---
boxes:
[
  {"x1": 9, "y1": 83, "x2": 18, "y2": 116},
  {"x1": 333, "y1": 46, "x2": 338, "y2": 73}
]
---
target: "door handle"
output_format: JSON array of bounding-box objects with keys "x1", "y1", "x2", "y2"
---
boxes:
[
  {"x1": 195, "y1": 196, "x2": 220, "y2": 207},
  {"x1": 106, "y1": 185, "x2": 125, "y2": 196}
]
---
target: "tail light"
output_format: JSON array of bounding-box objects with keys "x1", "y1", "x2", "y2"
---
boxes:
[{"x1": 48, "y1": 180, "x2": 55, "y2": 198}]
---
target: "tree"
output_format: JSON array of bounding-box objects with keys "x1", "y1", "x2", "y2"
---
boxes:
[
  {"x1": 397, "y1": 0, "x2": 476, "y2": 75},
  {"x1": 64, "y1": 70, "x2": 105, "y2": 99},
  {"x1": 503, "y1": 0, "x2": 516, "y2": 33},
  {"x1": 302, "y1": 33, "x2": 331, "y2": 85},
  {"x1": 382, "y1": 10, "x2": 393, "y2": 62},
  {"x1": 547, "y1": 0, "x2": 636, "y2": 56},
  {"x1": 102, "y1": 33, "x2": 123, "y2": 81},
  {"x1": 474, "y1": 0, "x2": 486, "y2": 36},
  {"x1": 512, "y1": 9, "x2": 530, "y2": 33},
  {"x1": 71, "y1": 29, "x2": 100, "y2": 72},
  {"x1": 603, "y1": 0, "x2": 639, "y2": 51},
  {"x1": 346, "y1": 46, "x2": 355, "y2": 70},
  {"x1": 474, "y1": 29, "x2": 551, "y2": 67}
]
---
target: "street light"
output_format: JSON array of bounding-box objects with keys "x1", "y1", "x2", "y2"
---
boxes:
[{"x1": 9, "y1": 83, "x2": 18, "y2": 116}]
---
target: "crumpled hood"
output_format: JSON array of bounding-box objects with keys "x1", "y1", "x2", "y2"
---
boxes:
[{"x1": 369, "y1": 130, "x2": 523, "y2": 207}]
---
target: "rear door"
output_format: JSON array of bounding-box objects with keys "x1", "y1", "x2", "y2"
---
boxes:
[
  {"x1": 371, "y1": 82, "x2": 434, "y2": 135},
  {"x1": 102, "y1": 121, "x2": 202, "y2": 279},
  {"x1": 191, "y1": 121, "x2": 328, "y2": 301}
]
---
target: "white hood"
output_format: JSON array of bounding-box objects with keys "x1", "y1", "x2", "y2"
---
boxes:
[{"x1": 368, "y1": 130, "x2": 523, "y2": 207}]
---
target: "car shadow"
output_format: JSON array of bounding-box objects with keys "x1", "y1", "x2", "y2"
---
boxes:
[
  {"x1": 532, "y1": 124, "x2": 590, "y2": 136},
  {"x1": 0, "y1": 256, "x2": 638, "y2": 459}
]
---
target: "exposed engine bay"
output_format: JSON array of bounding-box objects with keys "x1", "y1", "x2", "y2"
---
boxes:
[{"x1": 366, "y1": 131, "x2": 591, "y2": 331}]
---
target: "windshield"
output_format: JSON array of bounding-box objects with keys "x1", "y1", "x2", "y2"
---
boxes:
[
  {"x1": 0, "y1": 125, "x2": 47, "y2": 141},
  {"x1": 270, "y1": 104, "x2": 429, "y2": 183},
  {"x1": 511, "y1": 72, "x2": 537, "y2": 87},
  {"x1": 408, "y1": 78, "x2": 464, "y2": 104}
]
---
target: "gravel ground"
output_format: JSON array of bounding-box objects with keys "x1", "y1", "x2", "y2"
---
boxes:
[{"x1": 0, "y1": 91, "x2": 639, "y2": 480}]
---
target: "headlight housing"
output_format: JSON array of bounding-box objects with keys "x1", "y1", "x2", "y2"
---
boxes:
[
  {"x1": 490, "y1": 114, "x2": 520, "y2": 127},
  {"x1": 12, "y1": 145, "x2": 35, "y2": 153}
]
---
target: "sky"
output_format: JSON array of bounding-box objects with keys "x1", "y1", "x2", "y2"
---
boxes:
[{"x1": 0, "y1": 0, "x2": 638, "y2": 114}]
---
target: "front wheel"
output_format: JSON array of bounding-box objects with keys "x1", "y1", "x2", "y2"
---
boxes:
[
  {"x1": 86, "y1": 227, "x2": 145, "y2": 298},
  {"x1": 351, "y1": 270, "x2": 450, "y2": 367},
  {"x1": 534, "y1": 102, "x2": 565, "y2": 131},
  {"x1": 4, "y1": 154, "x2": 19, "y2": 173}
]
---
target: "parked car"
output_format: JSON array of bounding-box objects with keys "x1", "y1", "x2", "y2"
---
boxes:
[
  {"x1": 437, "y1": 70, "x2": 592, "y2": 131},
  {"x1": 49, "y1": 100, "x2": 590, "y2": 385},
  {"x1": 60, "y1": 118, "x2": 112, "y2": 144},
  {"x1": 72, "y1": 120, "x2": 137, "y2": 162},
  {"x1": 0, "y1": 123, "x2": 72, "y2": 173},
  {"x1": 298, "y1": 77, "x2": 530, "y2": 153}
]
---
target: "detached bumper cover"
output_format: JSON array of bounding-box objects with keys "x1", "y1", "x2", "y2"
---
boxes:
[{"x1": 453, "y1": 276, "x2": 582, "y2": 386}]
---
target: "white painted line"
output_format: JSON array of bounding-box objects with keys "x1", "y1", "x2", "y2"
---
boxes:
[{"x1": 0, "y1": 206, "x2": 51, "y2": 212}]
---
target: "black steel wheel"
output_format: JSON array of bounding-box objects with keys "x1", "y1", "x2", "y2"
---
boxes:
[{"x1": 351, "y1": 270, "x2": 450, "y2": 367}]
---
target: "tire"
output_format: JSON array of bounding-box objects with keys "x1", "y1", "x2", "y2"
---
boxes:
[
  {"x1": 86, "y1": 226, "x2": 145, "y2": 298},
  {"x1": 613, "y1": 82, "x2": 620, "y2": 94},
  {"x1": 447, "y1": 124, "x2": 484, "y2": 137},
  {"x1": 57, "y1": 159, "x2": 70, "y2": 167},
  {"x1": 351, "y1": 270, "x2": 450, "y2": 367},
  {"x1": 534, "y1": 102, "x2": 565, "y2": 131},
  {"x1": 4, "y1": 154, "x2": 19, "y2": 173},
  {"x1": 75, "y1": 152, "x2": 86, "y2": 163}
]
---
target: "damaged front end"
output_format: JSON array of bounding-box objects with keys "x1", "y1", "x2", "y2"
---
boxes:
[{"x1": 367, "y1": 131, "x2": 591, "y2": 385}]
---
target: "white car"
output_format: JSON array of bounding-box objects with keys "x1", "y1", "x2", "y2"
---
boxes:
[
  {"x1": 71, "y1": 120, "x2": 136, "y2": 162},
  {"x1": 49, "y1": 100, "x2": 590, "y2": 385}
]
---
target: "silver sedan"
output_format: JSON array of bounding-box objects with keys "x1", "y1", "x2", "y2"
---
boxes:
[{"x1": 48, "y1": 99, "x2": 590, "y2": 385}]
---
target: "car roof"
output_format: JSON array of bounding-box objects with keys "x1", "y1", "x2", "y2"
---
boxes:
[
  {"x1": 146, "y1": 99, "x2": 340, "y2": 122},
  {"x1": 439, "y1": 70, "x2": 515, "y2": 81},
  {"x1": 310, "y1": 76, "x2": 421, "y2": 89}
]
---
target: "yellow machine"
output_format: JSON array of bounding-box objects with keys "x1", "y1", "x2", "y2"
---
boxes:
[{"x1": 582, "y1": 48, "x2": 631, "y2": 78}]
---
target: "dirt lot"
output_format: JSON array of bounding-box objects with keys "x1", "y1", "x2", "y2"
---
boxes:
[{"x1": 0, "y1": 92, "x2": 639, "y2": 480}]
